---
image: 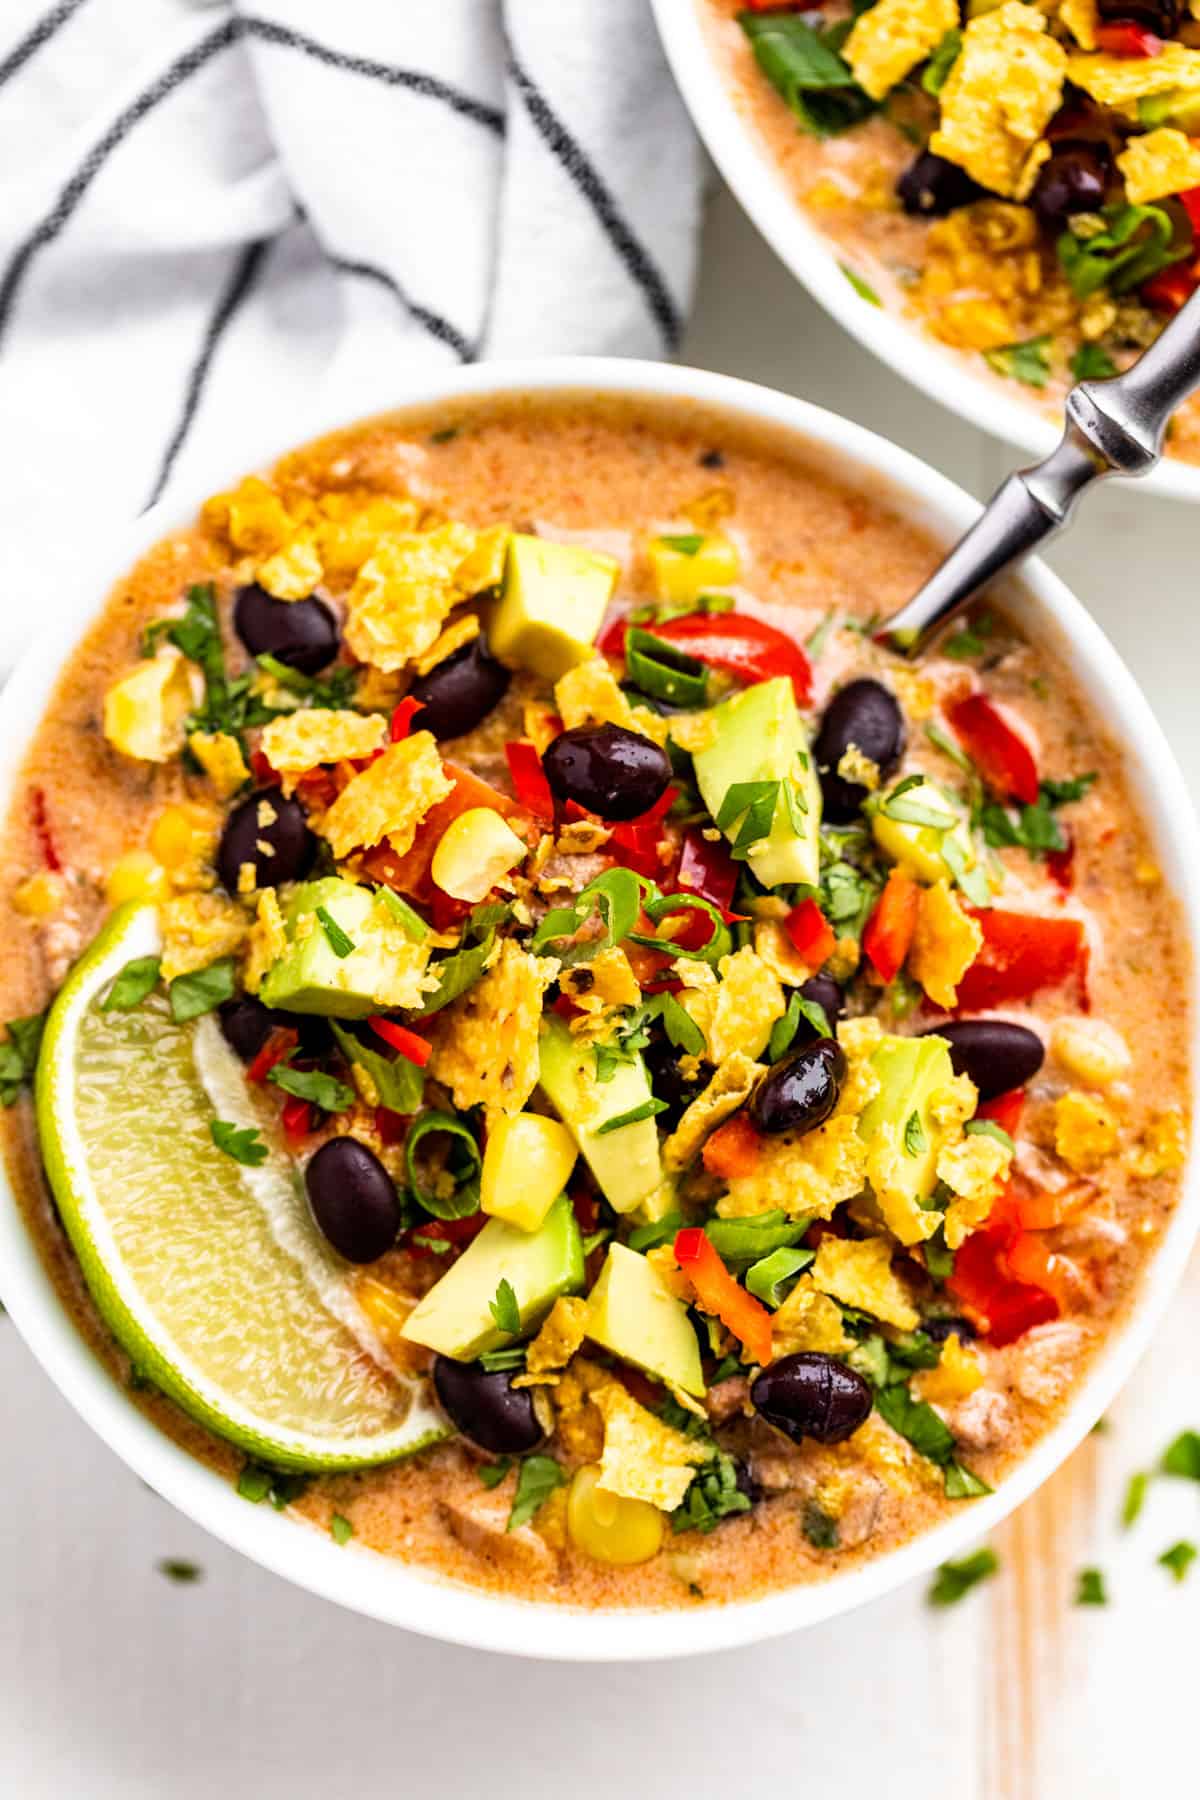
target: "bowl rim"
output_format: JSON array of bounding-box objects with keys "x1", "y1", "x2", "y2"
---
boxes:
[
  {"x1": 650, "y1": 0, "x2": 1200, "y2": 505},
  {"x1": 0, "y1": 354, "x2": 1197, "y2": 1662}
]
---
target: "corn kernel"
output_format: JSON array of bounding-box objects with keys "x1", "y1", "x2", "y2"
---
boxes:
[
  {"x1": 481, "y1": 1112, "x2": 578, "y2": 1233},
  {"x1": 566, "y1": 1463, "x2": 664, "y2": 1567},
  {"x1": 13, "y1": 871, "x2": 66, "y2": 917},
  {"x1": 106, "y1": 850, "x2": 168, "y2": 905},
  {"x1": 430, "y1": 807, "x2": 527, "y2": 903},
  {"x1": 648, "y1": 531, "x2": 740, "y2": 603},
  {"x1": 1052, "y1": 1016, "x2": 1131, "y2": 1089},
  {"x1": 1134, "y1": 856, "x2": 1161, "y2": 886},
  {"x1": 150, "y1": 802, "x2": 219, "y2": 871}
]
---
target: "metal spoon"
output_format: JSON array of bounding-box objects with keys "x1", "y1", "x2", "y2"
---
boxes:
[{"x1": 881, "y1": 285, "x2": 1200, "y2": 656}]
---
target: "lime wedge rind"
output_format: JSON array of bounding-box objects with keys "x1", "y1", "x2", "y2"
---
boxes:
[{"x1": 36, "y1": 903, "x2": 447, "y2": 1472}]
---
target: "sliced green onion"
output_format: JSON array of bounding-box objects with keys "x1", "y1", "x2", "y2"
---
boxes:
[{"x1": 405, "y1": 1111, "x2": 482, "y2": 1220}]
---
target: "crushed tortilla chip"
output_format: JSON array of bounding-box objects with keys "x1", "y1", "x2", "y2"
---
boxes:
[
  {"x1": 523, "y1": 1297, "x2": 589, "y2": 1377},
  {"x1": 202, "y1": 476, "x2": 298, "y2": 558},
  {"x1": 554, "y1": 658, "x2": 636, "y2": 731},
  {"x1": 256, "y1": 537, "x2": 323, "y2": 601},
  {"x1": 914, "y1": 1333, "x2": 984, "y2": 1405},
  {"x1": 810, "y1": 1234, "x2": 920, "y2": 1332},
  {"x1": 708, "y1": 946, "x2": 786, "y2": 1064},
  {"x1": 559, "y1": 946, "x2": 642, "y2": 1015},
  {"x1": 1129, "y1": 1108, "x2": 1188, "y2": 1178},
  {"x1": 909, "y1": 879, "x2": 983, "y2": 1010},
  {"x1": 243, "y1": 888, "x2": 288, "y2": 993},
  {"x1": 188, "y1": 730, "x2": 250, "y2": 800},
  {"x1": 771, "y1": 1276, "x2": 851, "y2": 1358},
  {"x1": 452, "y1": 525, "x2": 511, "y2": 597},
  {"x1": 1118, "y1": 127, "x2": 1200, "y2": 204},
  {"x1": 669, "y1": 711, "x2": 720, "y2": 756},
  {"x1": 344, "y1": 523, "x2": 478, "y2": 671},
  {"x1": 319, "y1": 733, "x2": 452, "y2": 860},
  {"x1": 845, "y1": 0, "x2": 959, "y2": 102},
  {"x1": 103, "y1": 649, "x2": 197, "y2": 764},
  {"x1": 1067, "y1": 44, "x2": 1200, "y2": 109},
  {"x1": 939, "y1": 1130, "x2": 1012, "y2": 1248},
  {"x1": 1055, "y1": 1089, "x2": 1120, "y2": 1171},
  {"x1": 428, "y1": 941, "x2": 558, "y2": 1118},
  {"x1": 663, "y1": 1051, "x2": 764, "y2": 1171},
  {"x1": 312, "y1": 490, "x2": 422, "y2": 578},
  {"x1": 260, "y1": 708, "x2": 386, "y2": 778},
  {"x1": 592, "y1": 1382, "x2": 706, "y2": 1511},
  {"x1": 412, "y1": 611, "x2": 480, "y2": 677},
  {"x1": 752, "y1": 918, "x2": 815, "y2": 986},
  {"x1": 930, "y1": 3, "x2": 1067, "y2": 199},
  {"x1": 1059, "y1": 0, "x2": 1098, "y2": 49},
  {"x1": 159, "y1": 892, "x2": 248, "y2": 982}
]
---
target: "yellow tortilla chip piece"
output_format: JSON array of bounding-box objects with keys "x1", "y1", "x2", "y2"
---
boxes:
[
  {"x1": 939, "y1": 1130, "x2": 1012, "y2": 1248},
  {"x1": 428, "y1": 941, "x2": 558, "y2": 1119},
  {"x1": 188, "y1": 731, "x2": 249, "y2": 800},
  {"x1": 771, "y1": 1276, "x2": 850, "y2": 1358},
  {"x1": 260, "y1": 709, "x2": 386, "y2": 776},
  {"x1": 865, "y1": 1124, "x2": 944, "y2": 1246},
  {"x1": 524, "y1": 1297, "x2": 589, "y2": 1377},
  {"x1": 243, "y1": 889, "x2": 288, "y2": 994},
  {"x1": 412, "y1": 612, "x2": 480, "y2": 677},
  {"x1": 103, "y1": 649, "x2": 196, "y2": 764},
  {"x1": 930, "y1": 3, "x2": 1067, "y2": 198},
  {"x1": 810, "y1": 1235, "x2": 920, "y2": 1332},
  {"x1": 319, "y1": 733, "x2": 452, "y2": 860},
  {"x1": 202, "y1": 476, "x2": 298, "y2": 558},
  {"x1": 1059, "y1": 0, "x2": 1098, "y2": 50},
  {"x1": 1118, "y1": 127, "x2": 1200, "y2": 204},
  {"x1": 845, "y1": 0, "x2": 959, "y2": 102},
  {"x1": 592, "y1": 1382, "x2": 706, "y2": 1511},
  {"x1": 256, "y1": 537, "x2": 323, "y2": 601},
  {"x1": 662, "y1": 1051, "x2": 764, "y2": 1171},
  {"x1": 312, "y1": 490, "x2": 422, "y2": 578},
  {"x1": 914, "y1": 1332, "x2": 985, "y2": 1405},
  {"x1": 1068, "y1": 44, "x2": 1200, "y2": 108},
  {"x1": 345, "y1": 523, "x2": 478, "y2": 671},
  {"x1": 909, "y1": 879, "x2": 983, "y2": 1010},
  {"x1": 1054, "y1": 1089, "x2": 1120, "y2": 1171},
  {"x1": 708, "y1": 946, "x2": 786, "y2": 1064},
  {"x1": 159, "y1": 892, "x2": 248, "y2": 982},
  {"x1": 560, "y1": 946, "x2": 642, "y2": 1016},
  {"x1": 452, "y1": 525, "x2": 511, "y2": 598},
  {"x1": 554, "y1": 658, "x2": 636, "y2": 731}
]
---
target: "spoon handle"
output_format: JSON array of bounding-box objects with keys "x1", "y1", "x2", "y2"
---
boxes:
[{"x1": 881, "y1": 284, "x2": 1200, "y2": 656}]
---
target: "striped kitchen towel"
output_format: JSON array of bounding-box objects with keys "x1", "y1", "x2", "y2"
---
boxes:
[{"x1": 0, "y1": 0, "x2": 702, "y2": 667}]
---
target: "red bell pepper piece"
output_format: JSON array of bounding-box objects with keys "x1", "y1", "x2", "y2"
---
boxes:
[
  {"x1": 947, "y1": 692, "x2": 1039, "y2": 806},
  {"x1": 504, "y1": 740, "x2": 555, "y2": 826},
  {"x1": 1143, "y1": 258, "x2": 1200, "y2": 313},
  {"x1": 368, "y1": 1016, "x2": 432, "y2": 1067},
  {"x1": 375, "y1": 1107, "x2": 409, "y2": 1146},
  {"x1": 607, "y1": 784, "x2": 679, "y2": 881},
  {"x1": 977, "y1": 1088, "x2": 1025, "y2": 1138},
  {"x1": 783, "y1": 897, "x2": 837, "y2": 969},
  {"x1": 1180, "y1": 187, "x2": 1200, "y2": 238},
  {"x1": 862, "y1": 868, "x2": 920, "y2": 984},
  {"x1": 674, "y1": 1226, "x2": 774, "y2": 1366},
  {"x1": 246, "y1": 1027, "x2": 299, "y2": 1085},
  {"x1": 947, "y1": 1200, "x2": 1060, "y2": 1347},
  {"x1": 1094, "y1": 20, "x2": 1161, "y2": 55},
  {"x1": 389, "y1": 696, "x2": 425, "y2": 741},
  {"x1": 956, "y1": 909, "x2": 1085, "y2": 1010},
  {"x1": 29, "y1": 786, "x2": 61, "y2": 872},
  {"x1": 602, "y1": 610, "x2": 812, "y2": 707},
  {"x1": 702, "y1": 1111, "x2": 763, "y2": 1180},
  {"x1": 280, "y1": 1095, "x2": 313, "y2": 1145},
  {"x1": 677, "y1": 827, "x2": 738, "y2": 915},
  {"x1": 1045, "y1": 833, "x2": 1075, "y2": 892},
  {"x1": 361, "y1": 762, "x2": 524, "y2": 902}
]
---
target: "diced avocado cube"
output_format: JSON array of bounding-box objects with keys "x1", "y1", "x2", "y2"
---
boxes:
[
  {"x1": 858, "y1": 1033, "x2": 956, "y2": 1209},
  {"x1": 691, "y1": 676, "x2": 822, "y2": 888},
  {"x1": 259, "y1": 877, "x2": 418, "y2": 1018},
  {"x1": 648, "y1": 531, "x2": 739, "y2": 604},
  {"x1": 586, "y1": 1243, "x2": 705, "y2": 1397},
  {"x1": 488, "y1": 534, "x2": 618, "y2": 680},
  {"x1": 400, "y1": 1194, "x2": 584, "y2": 1361},
  {"x1": 538, "y1": 1015, "x2": 663, "y2": 1215},
  {"x1": 870, "y1": 779, "x2": 976, "y2": 886}
]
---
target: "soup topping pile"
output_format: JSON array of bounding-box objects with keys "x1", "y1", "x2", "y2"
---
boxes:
[{"x1": 4, "y1": 443, "x2": 1186, "y2": 1590}]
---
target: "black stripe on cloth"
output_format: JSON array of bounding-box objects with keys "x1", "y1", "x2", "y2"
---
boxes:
[
  {"x1": 0, "y1": 0, "x2": 91, "y2": 90},
  {"x1": 0, "y1": 19, "x2": 237, "y2": 350},
  {"x1": 144, "y1": 237, "x2": 270, "y2": 510},
  {"x1": 331, "y1": 256, "x2": 475, "y2": 362},
  {"x1": 505, "y1": 51, "x2": 682, "y2": 351},
  {"x1": 239, "y1": 16, "x2": 504, "y2": 135}
]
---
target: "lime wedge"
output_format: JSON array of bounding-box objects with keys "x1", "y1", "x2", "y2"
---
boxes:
[{"x1": 36, "y1": 903, "x2": 447, "y2": 1471}]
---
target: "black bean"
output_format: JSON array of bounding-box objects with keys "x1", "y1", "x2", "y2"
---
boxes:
[
  {"x1": 927, "y1": 1019, "x2": 1045, "y2": 1101},
  {"x1": 923, "y1": 1314, "x2": 977, "y2": 1344},
  {"x1": 542, "y1": 723, "x2": 672, "y2": 822},
  {"x1": 217, "y1": 788, "x2": 316, "y2": 894},
  {"x1": 304, "y1": 1138, "x2": 401, "y2": 1264},
  {"x1": 813, "y1": 679, "x2": 906, "y2": 823},
  {"x1": 751, "y1": 1038, "x2": 846, "y2": 1137},
  {"x1": 433, "y1": 1356, "x2": 546, "y2": 1455},
  {"x1": 751, "y1": 1352, "x2": 873, "y2": 1446},
  {"x1": 799, "y1": 974, "x2": 844, "y2": 1036},
  {"x1": 1096, "y1": 0, "x2": 1180, "y2": 30},
  {"x1": 408, "y1": 634, "x2": 511, "y2": 740},
  {"x1": 1030, "y1": 145, "x2": 1110, "y2": 231},
  {"x1": 233, "y1": 583, "x2": 340, "y2": 676},
  {"x1": 644, "y1": 1031, "x2": 711, "y2": 1128},
  {"x1": 896, "y1": 150, "x2": 986, "y2": 219},
  {"x1": 218, "y1": 996, "x2": 281, "y2": 1062}
]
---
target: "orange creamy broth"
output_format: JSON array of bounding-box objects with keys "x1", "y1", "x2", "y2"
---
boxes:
[
  {"x1": 0, "y1": 392, "x2": 1189, "y2": 1609},
  {"x1": 697, "y1": 0, "x2": 1200, "y2": 466}
]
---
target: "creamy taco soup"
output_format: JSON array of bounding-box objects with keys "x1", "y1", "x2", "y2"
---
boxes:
[
  {"x1": 700, "y1": 0, "x2": 1200, "y2": 462},
  {"x1": 0, "y1": 394, "x2": 1189, "y2": 1609}
]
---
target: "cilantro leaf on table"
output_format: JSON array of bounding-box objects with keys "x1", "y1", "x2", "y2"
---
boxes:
[
  {"x1": 927, "y1": 1546, "x2": 999, "y2": 1606},
  {"x1": 1074, "y1": 1566, "x2": 1108, "y2": 1606},
  {"x1": 1158, "y1": 1540, "x2": 1197, "y2": 1583},
  {"x1": 1162, "y1": 1429, "x2": 1200, "y2": 1481}
]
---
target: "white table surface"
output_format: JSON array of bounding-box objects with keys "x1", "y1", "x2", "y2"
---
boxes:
[{"x1": 3, "y1": 178, "x2": 1198, "y2": 1799}]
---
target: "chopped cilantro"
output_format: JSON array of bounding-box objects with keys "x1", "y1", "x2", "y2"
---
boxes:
[
  {"x1": 488, "y1": 1277, "x2": 521, "y2": 1338},
  {"x1": 255, "y1": 655, "x2": 359, "y2": 711},
  {"x1": 657, "y1": 532, "x2": 704, "y2": 556},
  {"x1": 155, "y1": 583, "x2": 283, "y2": 748},
  {"x1": 330, "y1": 1512, "x2": 354, "y2": 1545},
  {"x1": 801, "y1": 1500, "x2": 840, "y2": 1549},
  {"x1": 478, "y1": 1346, "x2": 527, "y2": 1373},
  {"x1": 412, "y1": 902, "x2": 513, "y2": 1015},
  {"x1": 875, "y1": 1381, "x2": 990, "y2": 1497},
  {"x1": 928, "y1": 1546, "x2": 998, "y2": 1606},
  {"x1": 941, "y1": 613, "x2": 993, "y2": 661},
  {"x1": 1120, "y1": 1470, "x2": 1148, "y2": 1529},
  {"x1": 904, "y1": 1110, "x2": 927, "y2": 1157},
  {"x1": 1069, "y1": 343, "x2": 1118, "y2": 382},
  {"x1": 1074, "y1": 1566, "x2": 1108, "y2": 1606},
  {"x1": 1162, "y1": 1429, "x2": 1200, "y2": 1481},
  {"x1": 237, "y1": 1464, "x2": 312, "y2": 1509},
  {"x1": 0, "y1": 1009, "x2": 46, "y2": 1106},
  {"x1": 1158, "y1": 1540, "x2": 1197, "y2": 1583},
  {"x1": 671, "y1": 1452, "x2": 752, "y2": 1534},
  {"x1": 980, "y1": 775, "x2": 1095, "y2": 859},
  {"x1": 315, "y1": 905, "x2": 355, "y2": 959},
  {"x1": 507, "y1": 1455, "x2": 565, "y2": 1530},
  {"x1": 168, "y1": 958, "x2": 236, "y2": 1024},
  {"x1": 924, "y1": 722, "x2": 974, "y2": 775},
  {"x1": 924, "y1": 1229, "x2": 955, "y2": 1286},
  {"x1": 330, "y1": 1020, "x2": 424, "y2": 1115},
  {"x1": 210, "y1": 1120, "x2": 268, "y2": 1167},
  {"x1": 594, "y1": 1097, "x2": 668, "y2": 1135},
  {"x1": 479, "y1": 1457, "x2": 514, "y2": 1490},
  {"x1": 715, "y1": 778, "x2": 781, "y2": 856},
  {"x1": 267, "y1": 1064, "x2": 355, "y2": 1114},
  {"x1": 157, "y1": 1559, "x2": 203, "y2": 1583},
  {"x1": 656, "y1": 990, "x2": 706, "y2": 1057},
  {"x1": 984, "y1": 336, "x2": 1053, "y2": 390},
  {"x1": 100, "y1": 955, "x2": 161, "y2": 1012},
  {"x1": 769, "y1": 990, "x2": 831, "y2": 1061}
]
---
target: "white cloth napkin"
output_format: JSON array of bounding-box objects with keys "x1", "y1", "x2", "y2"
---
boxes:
[{"x1": 0, "y1": 0, "x2": 702, "y2": 667}]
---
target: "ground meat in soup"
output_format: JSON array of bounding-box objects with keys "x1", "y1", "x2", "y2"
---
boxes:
[{"x1": 0, "y1": 393, "x2": 1188, "y2": 1609}]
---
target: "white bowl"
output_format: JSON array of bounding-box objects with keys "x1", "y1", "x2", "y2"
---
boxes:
[
  {"x1": 652, "y1": 0, "x2": 1200, "y2": 503},
  {"x1": 0, "y1": 358, "x2": 1196, "y2": 1660}
]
